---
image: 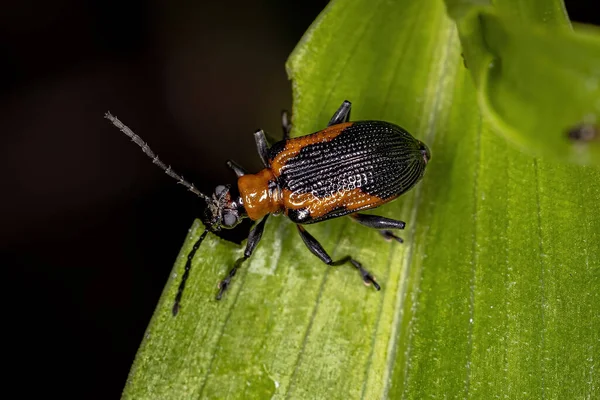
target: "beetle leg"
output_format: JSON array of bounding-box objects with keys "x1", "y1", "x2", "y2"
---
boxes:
[
  {"x1": 296, "y1": 224, "x2": 380, "y2": 290},
  {"x1": 226, "y1": 159, "x2": 247, "y2": 177},
  {"x1": 217, "y1": 215, "x2": 269, "y2": 300},
  {"x1": 281, "y1": 110, "x2": 292, "y2": 140},
  {"x1": 350, "y1": 213, "x2": 405, "y2": 243},
  {"x1": 378, "y1": 230, "x2": 404, "y2": 243},
  {"x1": 350, "y1": 213, "x2": 406, "y2": 229},
  {"x1": 327, "y1": 100, "x2": 352, "y2": 126},
  {"x1": 253, "y1": 129, "x2": 271, "y2": 168}
]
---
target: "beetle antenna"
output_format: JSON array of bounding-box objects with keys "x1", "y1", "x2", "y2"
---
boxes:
[
  {"x1": 172, "y1": 228, "x2": 209, "y2": 315},
  {"x1": 105, "y1": 111, "x2": 211, "y2": 203}
]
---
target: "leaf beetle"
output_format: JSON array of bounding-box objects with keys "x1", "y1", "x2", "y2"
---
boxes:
[{"x1": 105, "y1": 101, "x2": 430, "y2": 315}]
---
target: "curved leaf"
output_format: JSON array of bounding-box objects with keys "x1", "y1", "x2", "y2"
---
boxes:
[
  {"x1": 447, "y1": 0, "x2": 600, "y2": 164},
  {"x1": 122, "y1": 0, "x2": 600, "y2": 398}
]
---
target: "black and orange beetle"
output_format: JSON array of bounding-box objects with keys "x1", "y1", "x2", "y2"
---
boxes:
[{"x1": 105, "y1": 101, "x2": 430, "y2": 315}]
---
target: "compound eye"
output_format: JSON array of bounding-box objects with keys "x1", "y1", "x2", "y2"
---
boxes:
[
  {"x1": 215, "y1": 185, "x2": 228, "y2": 197},
  {"x1": 222, "y1": 211, "x2": 237, "y2": 227}
]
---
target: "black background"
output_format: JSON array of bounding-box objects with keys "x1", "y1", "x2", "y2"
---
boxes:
[{"x1": 1, "y1": 1, "x2": 597, "y2": 398}]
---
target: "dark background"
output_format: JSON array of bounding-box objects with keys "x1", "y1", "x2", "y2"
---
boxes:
[{"x1": 1, "y1": 1, "x2": 597, "y2": 398}]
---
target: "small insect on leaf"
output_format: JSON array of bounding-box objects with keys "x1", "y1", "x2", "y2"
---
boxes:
[{"x1": 105, "y1": 101, "x2": 430, "y2": 315}]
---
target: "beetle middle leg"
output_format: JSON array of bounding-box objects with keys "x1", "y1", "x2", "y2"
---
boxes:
[
  {"x1": 216, "y1": 215, "x2": 269, "y2": 300},
  {"x1": 253, "y1": 130, "x2": 271, "y2": 169},
  {"x1": 350, "y1": 213, "x2": 406, "y2": 243},
  {"x1": 296, "y1": 224, "x2": 380, "y2": 290},
  {"x1": 281, "y1": 110, "x2": 292, "y2": 140},
  {"x1": 328, "y1": 100, "x2": 352, "y2": 126}
]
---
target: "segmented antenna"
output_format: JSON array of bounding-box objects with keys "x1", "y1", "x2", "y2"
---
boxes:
[
  {"x1": 172, "y1": 228, "x2": 208, "y2": 315},
  {"x1": 105, "y1": 112, "x2": 210, "y2": 202}
]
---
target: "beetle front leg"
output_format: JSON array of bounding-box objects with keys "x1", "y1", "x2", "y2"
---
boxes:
[
  {"x1": 350, "y1": 213, "x2": 406, "y2": 243},
  {"x1": 328, "y1": 100, "x2": 352, "y2": 126},
  {"x1": 217, "y1": 215, "x2": 269, "y2": 300},
  {"x1": 296, "y1": 224, "x2": 380, "y2": 290}
]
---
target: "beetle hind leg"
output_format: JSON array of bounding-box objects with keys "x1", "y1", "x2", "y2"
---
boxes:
[
  {"x1": 296, "y1": 224, "x2": 380, "y2": 290},
  {"x1": 350, "y1": 213, "x2": 406, "y2": 243}
]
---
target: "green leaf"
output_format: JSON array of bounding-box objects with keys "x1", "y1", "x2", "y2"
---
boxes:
[
  {"x1": 447, "y1": 0, "x2": 600, "y2": 164},
  {"x1": 122, "y1": 0, "x2": 600, "y2": 398}
]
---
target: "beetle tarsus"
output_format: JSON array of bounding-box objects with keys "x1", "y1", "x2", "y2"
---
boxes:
[
  {"x1": 351, "y1": 259, "x2": 381, "y2": 290},
  {"x1": 297, "y1": 224, "x2": 383, "y2": 292},
  {"x1": 379, "y1": 230, "x2": 404, "y2": 243},
  {"x1": 217, "y1": 266, "x2": 236, "y2": 300},
  {"x1": 216, "y1": 255, "x2": 246, "y2": 300}
]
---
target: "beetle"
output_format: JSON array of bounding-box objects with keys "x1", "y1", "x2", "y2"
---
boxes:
[{"x1": 105, "y1": 100, "x2": 430, "y2": 315}]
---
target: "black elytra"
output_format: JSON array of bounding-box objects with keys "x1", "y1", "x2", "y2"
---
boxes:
[
  {"x1": 270, "y1": 120, "x2": 429, "y2": 224},
  {"x1": 105, "y1": 101, "x2": 431, "y2": 315}
]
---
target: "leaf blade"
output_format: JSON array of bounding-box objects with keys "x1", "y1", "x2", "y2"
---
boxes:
[
  {"x1": 449, "y1": 1, "x2": 600, "y2": 164},
  {"x1": 122, "y1": 0, "x2": 600, "y2": 398}
]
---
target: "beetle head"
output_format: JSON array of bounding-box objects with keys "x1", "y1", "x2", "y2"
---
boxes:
[{"x1": 203, "y1": 185, "x2": 245, "y2": 231}]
